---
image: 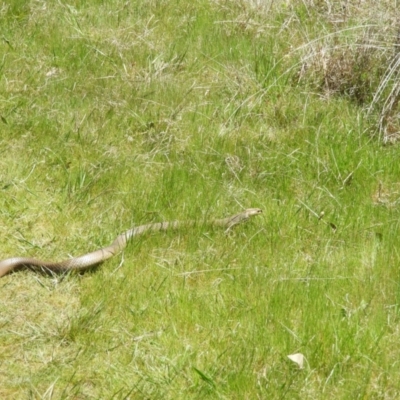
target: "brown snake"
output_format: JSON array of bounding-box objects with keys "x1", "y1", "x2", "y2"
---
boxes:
[{"x1": 0, "y1": 208, "x2": 262, "y2": 278}]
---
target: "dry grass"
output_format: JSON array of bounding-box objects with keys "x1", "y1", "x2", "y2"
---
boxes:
[{"x1": 294, "y1": 0, "x2": 400, "y2": 141}]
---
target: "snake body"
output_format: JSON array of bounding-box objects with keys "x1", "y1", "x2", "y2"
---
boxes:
[{"x1": 0, "y1": 208, "x2": 262, "y2": 278}]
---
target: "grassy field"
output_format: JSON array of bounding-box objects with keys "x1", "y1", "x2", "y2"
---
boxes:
[{"x1": 1, "y1": 0, "x2": 400, "y2": 398}]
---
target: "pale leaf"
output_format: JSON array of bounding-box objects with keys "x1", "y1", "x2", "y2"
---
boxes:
[{"x1": 287, "y1": 353, "x2": 305, "y2": 369}]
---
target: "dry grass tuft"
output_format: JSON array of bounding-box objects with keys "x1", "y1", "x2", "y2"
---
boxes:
[
  {"x1": 297, "y1": 38, "x2": 386, "y2": 105},
  {"x1": 295, "y1": 1, "x2": 400, "y2": 141}
]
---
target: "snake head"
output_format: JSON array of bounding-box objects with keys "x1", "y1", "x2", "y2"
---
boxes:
[
  {"x1": 224, "y1": 208, "x2": 262, "y2": 232},
  {"x1": 244, "y1": 208, "x2": 263, "y2": 217}
]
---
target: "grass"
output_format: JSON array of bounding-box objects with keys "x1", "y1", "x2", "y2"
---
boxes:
[{"x1": 1, "y1": 0, "x2": 400, "y2": 398}]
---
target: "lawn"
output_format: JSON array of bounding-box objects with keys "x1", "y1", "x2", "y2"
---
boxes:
[{"x1": 1, "y1": 1, "x2": 400, "y2": 398}]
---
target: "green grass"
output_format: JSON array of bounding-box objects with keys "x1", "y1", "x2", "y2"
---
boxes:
[{"x1": 1, "y1": 0, "x2": 400, "y2": 398}]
